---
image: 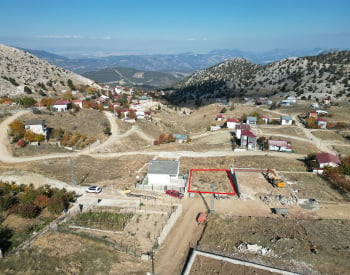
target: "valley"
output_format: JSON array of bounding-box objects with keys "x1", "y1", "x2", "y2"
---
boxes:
[{"x1": 0, "y1": 44, "x2": 350, "y2": 274}]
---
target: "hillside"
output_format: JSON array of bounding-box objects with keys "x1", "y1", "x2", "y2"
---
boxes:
[
  {"x1": 83, "y1": 67, "x2": 187, "y2": 88},
  {"x1": 0, "y1": 44, "x2": 98, "y2": 98},
  {"x1": 167, "y1": 51, "x2": 350, "y2": 104}
]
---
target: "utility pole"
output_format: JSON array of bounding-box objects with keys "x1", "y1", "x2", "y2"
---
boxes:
[
  {"x1": 210, "y1": 184, "x2": 215, "y2": 215},
  {"x1": 70, "y1": 159, "x2": 76, "y2": 186}
]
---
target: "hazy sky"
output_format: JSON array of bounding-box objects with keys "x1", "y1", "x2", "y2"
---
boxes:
[{"x1": 0, "y1": 0, "x2": 349, "y2": 55}]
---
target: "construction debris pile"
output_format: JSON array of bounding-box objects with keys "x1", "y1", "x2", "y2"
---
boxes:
[
  {"x1": 260, "y1": 194, "x2": 298, "y2": 205},
  {"x1": 236, "y1": 242, "x2": 276, "y2": 257}
]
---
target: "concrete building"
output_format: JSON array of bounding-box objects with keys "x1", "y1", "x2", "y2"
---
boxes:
[
  {"x1": 140, "y1": 160, "x2": 183, "y2": 191},
  {"x1": 25, "y1": 119, "x2": 47, "y2": 136}
]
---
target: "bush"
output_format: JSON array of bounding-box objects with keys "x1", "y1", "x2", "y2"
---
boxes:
[
  {"x1": 34, "y1": 195, "x2": 50, "y2": 209},
  {"x1": 12, "y1": 203, "x2": 41, "y2": 219},
  {"x1": 47, "y1": 195, "x2": 65, "y2": 214}
]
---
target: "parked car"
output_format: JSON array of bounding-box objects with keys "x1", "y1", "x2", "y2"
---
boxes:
[
  {"x1": 165, "y1": 190, "x2": 184, "y2": 199},
  {"x1": 86, "y1": 186, "x2": 102, "y2": 193}
]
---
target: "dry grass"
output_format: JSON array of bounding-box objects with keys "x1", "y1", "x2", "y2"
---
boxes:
[
  {"x1": 189, "y1": 170, "x2": 234, "y2": 193},
  {"x1": 311, "y1": 130, "x2": 346, "y2": 141},
  {"x1": 24, "y1": 155, "x2": 153, "y2": 189},
  {"x1": 333, "y1": 145, "x2": 350, "y2": 156},
  {"x1": 0, "y1": 230, "x2": 148, "y2": 274},
  {"x1": 259, "y1": 125, "x2": 307, "y2": 139},
  {"x1": 284, "y1": 173, "x2": 348, "y2": 201},
  {"x1": 21, "y1": 109, "x2": 110, "y2": 141},
  {"x1": 199, "y1": 215, "x2": 350, "y2": 274},
  {"x1": 189, "y1": 255, "x2": 276, "y2": 275}
]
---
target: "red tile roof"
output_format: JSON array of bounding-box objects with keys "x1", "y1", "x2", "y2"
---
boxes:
[
  {"x1": 235, "y1": 124, "x2": 251, "y2": 130},
  {"x1": 316, "y1": 153, "x2": 340, "y2": 165},
  {"x1": 241, "y1": 129, "x2": 257, "y2": 137},
  {"x1": 268, "y1": 140, "x2": 288, "y2": 147},
  {"x1": 227, "y1": 118, "x2": 240, "y2": 123},
  {"x1": 54, "y1": 99, "x2": 70, "y2": 105},
  {"x1": 316, "y1": 117, "x2": 327, "y2": 122}
]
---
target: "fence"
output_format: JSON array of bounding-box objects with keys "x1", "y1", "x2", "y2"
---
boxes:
[{"x1": 157, "y1": 204, "x2": 182, "y2": 245}]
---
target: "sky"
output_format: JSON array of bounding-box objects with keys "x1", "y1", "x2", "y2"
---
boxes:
[{"x1": 0, "y1": 0, "x2": 349, "y2": 56}]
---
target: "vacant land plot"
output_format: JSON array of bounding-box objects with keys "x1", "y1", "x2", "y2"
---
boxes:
[
  {"x1": 23, "y1": 155, "x2": 153, "y2": 189},
  {"x1": 189, "y1": 255, "x2": 278, "y2": 275},
  {"x1": 259, "y1": 125, "x2": 307, "y2": 139},
  {"x1": 333, "y1": 145, "x2": 350, "y2": 156},
  {"x1": 188, "y1": 169, "x2": 234, "y2": 194},
  {"x1": 12, "y1": 142, "x2": 71, "y2": 157},
  {"x1": 21, "y1": 109, "x2": 110, "y2": 141},
  {"x1": 199, "y1": 215, "x2": 350, "y2": 274},
  {"x1": 236, "y1": 172, "x2": 291, "y2": 200},
  {"x1": 0, "y1": 230, "x2": 148, "y2": 274},
  {"x1": 284, "y1": 173, "x2": 349, "y2": 201},
  {"x1": 311, "y1": 130, "x2": 347, "y2": 142}
]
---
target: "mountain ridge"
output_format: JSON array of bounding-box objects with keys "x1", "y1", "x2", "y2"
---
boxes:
[
  {"x1": 0, "y1": 44, "x2": 99, "y2": 98},
  {"x1": 166, "y1": 51, "x2": 350, "y2": 105}
]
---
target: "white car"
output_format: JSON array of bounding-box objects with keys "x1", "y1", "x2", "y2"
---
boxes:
[{"x1": 86, "y1": 186, "x2": 102, "y2": 193}]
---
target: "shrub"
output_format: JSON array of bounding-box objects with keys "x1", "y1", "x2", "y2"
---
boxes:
[
  {"x1": 13, "y1": 203, "x2": 41, "y2": 219},
  {"x1": 34, "y1": 195, "x2": 50, "y2": 209},
  {"x1": 47, "y1": 195, "x2": 65, "y2": 214}
]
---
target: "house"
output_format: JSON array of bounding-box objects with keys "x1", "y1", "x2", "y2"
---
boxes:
[
  {"x1": 281, "y1": 96, "x2": 296, "y2": 106},
  {"x1": 226, "y1": 118, "x2": 240, "y2": 129},
  {"x1": 280, "y1": 115, "x2": 293, "y2": 126},
  {"x1": 261, "y1": 115, "x2": 269, "y2": 124},
  {"x1": 240, "y1": 129, "x2": 257, "y2": 150},
  {"x1": 323, "y1": 97, "x2": 331, "y2": 105},
  {"x1": 210, "y1": 125, "x2": 221, "y2": 132},
  {"x1": 308, "y1": 111, "x2": 317, "y2": 118},
  {"x1": 53, "y1": 100, "x2": 71, "y2": 112},
  {"x1": 138, "y1": 96, "x2": 151, "y2": 103},
  {"x1": 246, "y1": 116, "x2": 257, "y2": 125},
  {"x1": 268, "y1": 140, "x2": 292, "y2": 152},
  {"x1": 235, "y1": 124, "x2": 251, "y2": 139},
  {"x1": 313, "y1": 153, "x2": 341, "y2": 173},
  {"x1": 136, "y1": 110, "x2": 145, "y2": 119},
  {"x1": 316, "y1": 117, "x2": 327, "y2": 129},
  {"x1": 216, "y1": 114, "x2": 226, "y2": 121},
  {"x1": 72, "y1": 100, "x2": 83, "y2": 109},
  {"x1": 25, "y1": 119, "x2": 47, "y2": 136},
  {"x1": 316, "y1": 110, "x2": 328, "y2": 116},
  {"x1": 173, "y1": 134, "x2": 188, "y2": 143},
  {"x1": 141, "y1": 160, "x2": 182, "y2": 191},
  {"x1": 311, "y1": 103, "x2": 319, "y2": 108}
]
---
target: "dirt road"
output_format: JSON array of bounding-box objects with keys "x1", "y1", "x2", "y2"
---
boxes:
[{"x1": 155, "y1": 198, "x2": 207, "y2": 275}]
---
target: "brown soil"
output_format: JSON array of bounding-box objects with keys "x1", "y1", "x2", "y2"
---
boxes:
[{"x1": 199, "y1": 215, "x2": 350, "y2": 274}]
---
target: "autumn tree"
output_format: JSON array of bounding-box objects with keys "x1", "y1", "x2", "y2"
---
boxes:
[
  {"x1": 8, "y1": 120, "x2": 25, "y2": 136},
  {"x1": 24, "y1": 131, "x2": 45, "y2": 142}
]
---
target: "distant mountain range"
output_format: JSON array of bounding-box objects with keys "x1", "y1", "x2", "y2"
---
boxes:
[
  {"x1": 83, "y1": 67, "x2": 188, "y2": 89},
  {"x1": 167, "y1": 51, "x2": 350, "y2": 105},
  {"x1": 20, "y1": 47, "x2": 341, "y2": 74}
]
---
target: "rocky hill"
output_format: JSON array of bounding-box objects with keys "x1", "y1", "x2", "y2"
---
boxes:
[
  {"x1": 0, "y1": 44, "x2": 98, "y2": 98},
  {"x1": 83, "y1": 67, "x2": 187, "y2": 89},
  {"x1": 167, "y1": 51, "x2": 350, "y2": 104}
]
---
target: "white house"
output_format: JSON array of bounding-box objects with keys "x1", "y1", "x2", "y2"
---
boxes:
[
  {"x1": 72, "y1": 100, "x2": 83, "y2": 109},
  {"x1": 25, "y1": 119, "x2": 47, "y2": 136},
  {"x1": 141, "y1": 160, "x2": 183, "y2": 191},
  {"x1": 260, "y1": 115, "x2": 269, "y2": 124},
  {"x1": 315, "y1": 153, "x2": 341, "y2": 169},
  {"x1": 235, "y1": 124, "x2": 251, "y2": 139},
  {"x1": 268, "y1": 140, "x2": 292, "y2": 152},
  {"x1": 280, "y1": 115, "x2": 293, "y2": 125},
  {"x1": 53, "y1": 100, "x2": 70, "y2": 112},
  {"x1": 246, "y1": 116, "x2": 257, "y2": 125},
  {"x1": 226, "y1": 118, "x2": 240, "y2": 129},
  {"x1": 316, "y1": 117, "x2": 327, "y2": 129}
]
